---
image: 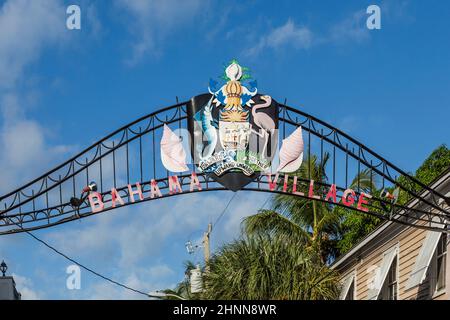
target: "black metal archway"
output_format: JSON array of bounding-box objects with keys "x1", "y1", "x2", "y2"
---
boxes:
[{"x1": 0, "y1": 98, "x2": 449, "y2": 235}]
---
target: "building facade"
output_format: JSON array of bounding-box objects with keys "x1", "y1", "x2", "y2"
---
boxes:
[
  {"x1": 0, "y1": 276, "x2": 21, "y2": 300},
  {"x1": 332, "y1": 170, "x2": 450, "y2": 300}
]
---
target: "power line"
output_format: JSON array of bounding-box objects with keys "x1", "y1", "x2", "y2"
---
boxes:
[
  {"x1": 186, "y1": 228, "x2": 204, "y2": 242},
  {"x1": 12, "y1": 191, "x2": 268, "y2": 298},
  {"x1": 13, "y1": 192, "x2": 237, "y2": 298},
  {"x1": 212, "y1": 192, "x2": 237, "y2": 231},
  {"x1": 14, "y1": 223, "x2": 150, "y2": 298},
  {"x1": 212, "y1": 192, "x2": 272, "y2": 232}
]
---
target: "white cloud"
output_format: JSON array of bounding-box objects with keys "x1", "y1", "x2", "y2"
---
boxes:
[
  {"x1": 114, "y1": 0, "x2": 205, "y2": 65},
  {"x1": 0, "y1": 3, "x2": 75, "y2": 298},
  {"x1": 0, "y1": 0, "x2": 65, "y2": 88},
  {"x1": 46, "y1": 192, "x2": 236, "y2": 267},
  {"x1": 42, "y1": 190, "x2": 267, "y2": 299},
  {"x1": 0, "y1": 95, "x2": 74, "y2": 192},
  {"x1": 329, "y1": 10, "x2": 370, "y2": 44},
  {"x1": 12, "y1": 273, "x2": 43, "y2": 300},
  {"x1": 243, "y1": 9, "x2": 374, "y2": 57},
  {"x1": 0, "y1": 0, "x2": 74, "y2": 192},
  {"x1": 85, "y1": 3, "x2": 102, "y2": 39},
  {"x1": 148, "y1": 264, "x2": 174, "y2": 279},
  {"x1": 245, "y1": 19, "x2": 313, "y2": 56},
  {"x1": 3, "y1": 121, "x2": 54, "y2": 166},
  {"x1": 381, "y1": 0, "x2": 414, "y2": 24},
  {"x1": 86, "y1": 268, "x2": 176, "y2": 300}
]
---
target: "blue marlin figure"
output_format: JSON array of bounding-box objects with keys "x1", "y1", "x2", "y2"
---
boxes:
[{"x1": 194, "y1": 96, "x2": 218, "y2": 161}]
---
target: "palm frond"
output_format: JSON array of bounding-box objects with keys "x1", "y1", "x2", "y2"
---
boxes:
[
  {"x1": 243, "y1": 209, "x2": 310, "y2": 245},
  {"x1": 202, "y1": 234, "x2": 340, "y2": 300}
]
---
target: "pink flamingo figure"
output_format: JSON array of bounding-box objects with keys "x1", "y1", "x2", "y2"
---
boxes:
[{"x1": 251, "y1": 95, "x2": 275, "y2": 158}]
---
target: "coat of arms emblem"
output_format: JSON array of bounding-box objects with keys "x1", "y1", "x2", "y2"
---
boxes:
[{"x1": 187, "y1": 60, "x2": 279, "y2": 191}]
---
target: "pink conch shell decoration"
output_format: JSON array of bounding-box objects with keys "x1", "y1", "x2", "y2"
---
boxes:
[
  {"x1": 277, "y1": 126, "x2": 304, "y2": 173},
  {"x1": 160, "y1": 124, "x2": 189, "y2": 172}
]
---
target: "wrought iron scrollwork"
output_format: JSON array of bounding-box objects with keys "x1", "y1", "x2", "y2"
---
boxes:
[{"x1": 0, "y1": 100, "x2": 448, "y2": 235}]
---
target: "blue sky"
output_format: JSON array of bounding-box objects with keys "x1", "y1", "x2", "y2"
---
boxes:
[{"x1": 0, "y1": 0, "x2": 449, "y2": 299}]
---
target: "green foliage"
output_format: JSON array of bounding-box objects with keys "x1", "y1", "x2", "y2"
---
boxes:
[
  {"x1": 415, "y1": 145, "x2": 450, "y2": 184},
  {"x1": 335, "y1": 171, "x2": 382, "y2": 255},
  {"x1": 160, "y1": 260, "x2": 199, "y2": 300},
  {"x1": 244, "y1": 153, "x2": 376, "y2": 262},
  {"x1": 202, "y1": 234, "x2": 340, "y2": 300},
  {"x1": 244, "y1": 153, "x2": 335, "y2": 262},
  {"x1": 397, "y1": 144, "x2": 450, "y2": 205},
  {"x1": 170, "y1": 145, "x2": 450, "y2": 300},
  {"x1": 338, "y1": 144, "x2": 450, "y2": 254},
  {"x1": 336, "y1": 207, "x2": 381, "y2": 254}
]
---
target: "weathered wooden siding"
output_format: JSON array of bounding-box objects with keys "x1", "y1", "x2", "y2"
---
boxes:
[
  {"x1": 338, "y1": 217, "x2": 446, "y2": 300},
  {"x1": 333, "y1": 171, "x2": 450, "y2": 300}
]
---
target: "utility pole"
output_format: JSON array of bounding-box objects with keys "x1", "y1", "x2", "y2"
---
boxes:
[{"x1": 203, "y1": 223, "x2": 212, "y2": 268}]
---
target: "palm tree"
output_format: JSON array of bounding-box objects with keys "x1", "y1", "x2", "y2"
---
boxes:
[
  {"x1": 202, "y1": 233, "x2": 340, "y2": 300},
  {"x1": 170, "y1": 153, "x2": 378, "y2": 299},
  {"x1": 160, "y1": 260, "x2": 197, "y2": 300},
  {"x1": 244, "y1": 152, "x2": 377, "y2": 262}
]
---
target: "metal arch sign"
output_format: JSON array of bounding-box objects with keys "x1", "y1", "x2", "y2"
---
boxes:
[
  {"x1": 86, "y1": 61, "x2": 371, "y2": 215},
  {"x1": 2, "y1": 59, "x2": 449, "y2": 236}
]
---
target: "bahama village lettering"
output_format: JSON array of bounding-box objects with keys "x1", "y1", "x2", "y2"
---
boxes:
[
  {"x1": 266, "y1": 173, "x2": 372, "y2": 212},
  {"x1": 87, "y1": 172, "x2": 372, "y2": 213}
]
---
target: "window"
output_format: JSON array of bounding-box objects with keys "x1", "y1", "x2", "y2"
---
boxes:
[
  {"x1": 436, "y1": 234, "x2": 447, "y2": 291},
  {"x1": 431, "y1": 233, "x2": 447, "y2": 295},
  {"x1": 345, "y1": 280, "x2": 355, "y2": 300},
  {"x1": 378, "y1": 257, "x2": 398, "y2": 300},
  {"x1": 386, "y1": 257, "x2": 398, "y2": 300},
  {"x1": 339, "y1": 273, "x2": 356, "y2": 300}
]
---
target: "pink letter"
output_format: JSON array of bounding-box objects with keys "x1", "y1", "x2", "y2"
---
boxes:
[
  {"x1": 150, "y1": 179, "x2": 162, "y2": 198},
  {"x1": 168, "y1": 175, "x2": 183, "y2": 194},
  {"x1": 267, "y1": 174, "x2": 279, "y2": 191},
  {"x1": 128, "y1": 182, "x2": 144, "y2": 202},
  {"x1": 283, "y1": 174, "x2": 289, "y2": 192},
  {"x1": 308, "y1": 180, "x2": 320, "y2": 199},
  {"x1": 357, "y1": 192, "x2": 372, "y2": 212},
  {"x1": 89, "y1": 192, "x2": 104, "y2": 213},
  {"x1": 111, "y1": 188, "x2": 125, "y2": 207},
  {"x1": 292, "y1": 176, "x2": 304, "y2": 196},
  {"x1": 342, "y1": 189, "x2": 356, "y2": 206},
  {"x1": 324, "y1": 184, "x2": 337, "y2": 203},
  {"x1": 190, "y1": 172, "x2": 202, "y2": 192}
]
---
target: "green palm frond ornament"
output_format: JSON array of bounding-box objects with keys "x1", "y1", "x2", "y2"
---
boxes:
[{"x1": 220, "y1": 59, "x2": 252, "y2": 82}]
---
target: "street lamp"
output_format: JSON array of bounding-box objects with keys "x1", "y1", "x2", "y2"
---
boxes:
[
  {"x1": 148, "y1": 290, "x2": 186, "y2": 300},
  {"x1": 0, "y1": 260, "x2": 7, "y2": 277}
]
